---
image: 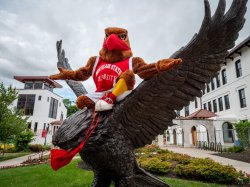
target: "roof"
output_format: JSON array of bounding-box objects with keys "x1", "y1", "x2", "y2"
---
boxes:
[
  {"x1": 50, "y1": 120, "x2": 63, "y2": 125},
  {"x1": 184, "y1": 109, "x2": 217, "y2": 119},
  {"x1": 14, "y1": 76, "x2": 62, "y2": 88},
  {"x1": 227, "y1": 35, "x2": 250, "y2": 58}
]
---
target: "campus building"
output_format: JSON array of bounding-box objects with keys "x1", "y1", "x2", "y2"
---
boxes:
[
  {"x1": 157, "y1": 36, "x2": 250, "y2": 148},
  {"x1": 11, "y1": 76, "x2": 67, "y2": 145}
]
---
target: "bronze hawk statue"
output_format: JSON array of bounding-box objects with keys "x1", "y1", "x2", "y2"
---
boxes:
[{"x1": 51, "y1": 0, "x2": 248, "y2": 186}]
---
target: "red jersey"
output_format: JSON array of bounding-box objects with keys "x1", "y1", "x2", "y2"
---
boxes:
[{"x1": 92, "y1": 57, "x2": 131, "y2": 92}]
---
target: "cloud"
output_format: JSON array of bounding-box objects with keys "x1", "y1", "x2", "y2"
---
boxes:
[{"x1": 0, "y1": 0, "x2": 249, "y2": 101}]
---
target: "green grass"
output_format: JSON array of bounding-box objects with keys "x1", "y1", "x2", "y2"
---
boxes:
[
  {"x1": 162, "y1": 178, "x2": 226, "y2": 187},
  {"x1": 0, "y1": 159, "x2": 225, "y2": 187},
  {"x1": 0, "y1": 152, "x2": 30, "y2": 162}
]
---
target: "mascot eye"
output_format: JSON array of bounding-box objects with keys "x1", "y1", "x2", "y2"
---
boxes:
[
  {"x1": 119, "y1": 34, "x2": 127, "y2": 40},
  {"x1": 105, "y1": 34, "x2": 109, "y2": 39}
]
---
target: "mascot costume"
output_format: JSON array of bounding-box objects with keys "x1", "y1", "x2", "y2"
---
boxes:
[{"x1": 50, "y1": 27, "x2": 182, "y2": 111}]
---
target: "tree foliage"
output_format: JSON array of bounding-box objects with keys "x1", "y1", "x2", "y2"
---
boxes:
[
  {"x1": 0, "y1": 83, "x2": 29, "y2": 154},
  {"x1": 63, "y1": 98, "x2": 78, "y2": 117},
  {"x1": 235, "y1": 120, "x2": 250, "y2": 148},
  {"x1": 15, "y1": 130, "x2": 34, "y2": 151}
]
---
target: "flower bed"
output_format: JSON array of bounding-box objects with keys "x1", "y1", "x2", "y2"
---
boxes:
[{"x1": 136, "y1": 145, "x2": 250, "y2": 185}]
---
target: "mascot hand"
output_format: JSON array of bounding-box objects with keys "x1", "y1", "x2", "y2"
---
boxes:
[
  {"x1": 156, "y1": 58, "x2": 182, "y2": 72},
  {"x1": 49, "y1": 68, "x2": 73, "y2": 80}
]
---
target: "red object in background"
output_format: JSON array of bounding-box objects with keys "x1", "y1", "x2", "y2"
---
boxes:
[{"x1": 42, "y1": 129, "x2": 46, "y2": 138}]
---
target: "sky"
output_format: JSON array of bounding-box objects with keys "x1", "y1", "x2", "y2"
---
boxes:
[{"x1": 0, "y1": 0, "x2": 249, "y2": 102}]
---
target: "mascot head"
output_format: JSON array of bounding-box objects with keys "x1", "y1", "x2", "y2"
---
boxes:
[{"x1": 99, "y1": 27, "x2": 133, "y2": 63}]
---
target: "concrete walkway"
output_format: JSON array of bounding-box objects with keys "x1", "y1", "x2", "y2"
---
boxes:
[
  {"x1": 162, "y1": 146, "x2": 250, "y2": 174},
  {"x1": 0, "y1": 151, "x2": 50, "y2": 168}
]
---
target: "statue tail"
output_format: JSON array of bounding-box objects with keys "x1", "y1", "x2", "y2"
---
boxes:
[{"x1": 134, "y1": 164, "x2": 170, "y2": 187}]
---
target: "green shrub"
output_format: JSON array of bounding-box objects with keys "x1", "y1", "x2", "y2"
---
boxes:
[
  {"x1": 174, "y1": 158, "x2": 240, "y2": 184},
  {"x1": 226, "y1": 146, "x2": 244, "y2": 153},
  {"x1": 138, "y1": 157, "x2": 172, "y2": 174},
  {"x1": 29, "y1": 144, "x2": 43, "y2": 152},
  {"x1": 14, "y1": 130, "x2": 34, "y2": 151},
  {"x1": 29, "y1": 144, "x2": 51, "y2": 152},
  {"x1": 156, "y1": 153, "x2": 192, "y2": 164},
  {"x1": 135, "y1": 144, "x2": 161, "y2": 154},
  {"x1": 42, "y1": 145, "x2": 51, "y2": 151}
]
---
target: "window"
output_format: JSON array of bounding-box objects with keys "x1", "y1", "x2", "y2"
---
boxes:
[
  {"x1": 235, "y1": 60, "x2": 242, "y2": 78},
  {"x1": 44, "y1": 84, "x2": 53, "y2": 92},
  {"x1": 176, "y1": 110, "x2": 180, "y2": 117},
  {"x1": 218, "y1": 97, "x2": 223, "y2": 111},
  {"x1": 208, "y1": 101, "x2": 212, "y2": 111},
  {"x1": 206, "y1": 83, "x2": 210, "y2": 93},
  {"x1": 34, "y1": 122, "x2": 38, "y2": 133},
  {"x1": 221, "y1": 69, "x2": 227, "y2": 85},
  {"x1": 216, "y1": 73, "x2": 221, "y2": 88},
  {"x1": 195, "y1": 97, "x2": 198, "y2": 108},
  {"x1": 28, "y1": 123, "x2": 31, "y2": 129},
  {"x1": 60, "y1": 113, "x2": 64, "y2": 121},
  {"x1": 34, "y1": 82, "x2": 43, "y2": 89},
  {"x1": 47, "y1": 97, "x2": 49, "y2": 102},
  {"x1": 184, "y1": 106, "x2": 189, "y2": 117},
  {"x1": 38, "y1": 96, "x2": 42, "y2": 100},
  {"x1": 24, "y1": 82, "x2": 33, "y2": 89},
  {"x1": 213, "y1": 99, "x2": 217, "y2": 112},
  {"x1": 211, "y1": 78, "x2": 215, "y2": 90},
  {"x1": 224, "y1": 95, "x2": 230, "y2": 110},
  {"x1": 239, "y1": 88, "x2": 247, "y2": 108},
  {"x1": 49, "y1": 97, "x2": 58, "y2": 119},
  {"x1": 222, "y1": 122, "x2": 234, "y2": 143},
  {"x1": 203, "y1": 103, "x2": 207, "y2": 110},
  {"x1": 17, "y1": 94, "x2": 36, "y2": 115}
]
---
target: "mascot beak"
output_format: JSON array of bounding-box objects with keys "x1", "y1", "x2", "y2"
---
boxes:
[{"x1": 103, "y1": 34, "x2": 130, "y2": 51}]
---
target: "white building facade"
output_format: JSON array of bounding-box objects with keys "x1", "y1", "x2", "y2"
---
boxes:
[
  {"x1": 158, "y1": 36, "x2": 250, "y2": 148},
  {"x1": 12, "y1": 76, "x2": 67, "y2": 145}
]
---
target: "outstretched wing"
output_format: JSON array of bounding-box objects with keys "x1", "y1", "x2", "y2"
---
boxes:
[{"x1": 110, "y1": 0, "x2": 248, "y2": 149}]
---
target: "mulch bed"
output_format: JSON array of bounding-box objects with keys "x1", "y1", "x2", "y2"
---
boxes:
[{"x1": 214, "y1": 149, "x2": 250, "y2": 164}]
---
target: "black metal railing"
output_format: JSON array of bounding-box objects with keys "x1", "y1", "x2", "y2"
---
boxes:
[{"x1": 196, "y1": 141, "x2": 222, "y2": 153}]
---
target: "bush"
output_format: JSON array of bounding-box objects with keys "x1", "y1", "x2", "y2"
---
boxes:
[
  {"x1": 29, "y1": 144, "x2": 43, "y2": 152},
  {"x1": 226, "y1": 146, "x2": 244, "y2": 153},
  {"x1": 135, "y1": 144, "x2": 161, "y2": 154},
  {"x1": 138, "y1": 157, "x2": 172, "y2": 174},
  {"x1": 42, "y1": 145, "x2": 51, "y2": 151},
  {"x1": 174, "y1": 158, "x2": 240, "y2": 184},
  {"x1": 235, "y1": 121, "x2": 250, "y2": 148},
  {"x1": 14, "y1": 130, "x2": 34, "y2": 151},
  {"x1": 156, "y1": 153, "x2": 192, "y2": 165},
  {"x1": 29, "y1": 144, "x2": 51, "y2": 152}
]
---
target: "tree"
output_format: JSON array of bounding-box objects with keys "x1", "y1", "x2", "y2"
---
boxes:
[
  {"x1": 0, "y1": 83, "x2": 29, "y2": 154},
  {"x1": 63, "y1": 98, "x2": 78, "y2": 117},
  {"x1": 235, "y1": 120, "x2": 250, "y2": 148}
]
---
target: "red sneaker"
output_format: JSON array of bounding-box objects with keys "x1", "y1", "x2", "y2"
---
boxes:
[{"x1": 95, "y1": 92, "x2": 116, "y2": 111}]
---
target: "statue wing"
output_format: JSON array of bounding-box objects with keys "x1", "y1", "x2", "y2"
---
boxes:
[{"x1": 110, "y1": 0, "x2": 248, "y2": 149}]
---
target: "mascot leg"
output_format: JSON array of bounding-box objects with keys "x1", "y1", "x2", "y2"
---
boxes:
[
  {"x1": 95, "y1": 70, "x2": 135, "y2": 111},
  {"x1": 76, "y1": 95, "x2": 95, "y2": 109}
]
